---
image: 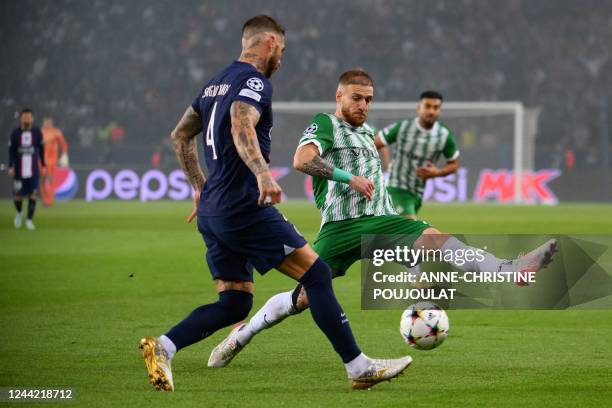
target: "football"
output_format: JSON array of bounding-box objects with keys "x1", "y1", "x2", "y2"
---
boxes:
[{"x1": 400, "y1": 301, "x2": 449, "y2": 350}]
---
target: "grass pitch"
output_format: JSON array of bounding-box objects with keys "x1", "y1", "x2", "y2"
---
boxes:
[{"x1": 1, "y1": 200, "x2": 612, "y2": 407}]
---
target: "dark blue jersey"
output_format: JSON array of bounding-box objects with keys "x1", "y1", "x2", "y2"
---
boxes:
[
  {"x1": 8, "y1": 127, "x2": 45, "y2": 179},
  {"x1": 192, "y1": 60, "x2": 274, "y2": 217}
]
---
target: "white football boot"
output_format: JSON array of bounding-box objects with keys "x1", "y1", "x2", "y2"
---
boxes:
[
  {"x1": 348, "y1": 356, "x2": 413, "y2": 390},
  {"x1": 208, "y1": 323, "x2": 247, "y2": 368},
  {"x1": 500, "y1": 239, "x2": 558, "y2": 285}
]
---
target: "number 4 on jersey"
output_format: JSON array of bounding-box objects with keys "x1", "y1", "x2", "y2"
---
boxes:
[{"x1": 206, "y1": 102, "x2": 218, "y2": 160}]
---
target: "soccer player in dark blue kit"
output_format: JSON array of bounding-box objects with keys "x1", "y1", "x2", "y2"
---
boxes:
[
  {"x1": 139, "y1": 15, "x2": 412, "y2": 391},
  {"x1": 8, "y1": 108, "x2": 45, "y2": 230}
]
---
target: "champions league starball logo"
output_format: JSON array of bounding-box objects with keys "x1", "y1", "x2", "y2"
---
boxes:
[
  {"x1": 54, "y1": 167, "x2": 78, "y2": 200},
  {"x1": 303, "y1": 123, "x2": 318, "y2": 134},
  {"x1": 246, "y1": 77, "x2": 264, "y2": 92}
]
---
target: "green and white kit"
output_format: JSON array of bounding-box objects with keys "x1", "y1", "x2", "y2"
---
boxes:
[
  {"x1": 298, "y1": 113, "x2": 430, "y2": 276},
  {"x1": 378, "y1": 118, "x2": 459, "y2": 215},
  {"x1": 298, "y1": 113, "x2": 397, "y2": 226}
]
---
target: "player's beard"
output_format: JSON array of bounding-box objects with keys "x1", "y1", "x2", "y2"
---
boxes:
[
  {"x1": 419, "y1": 115, "x2": 438, "y2": 129},
  {"x1": 341, "y1": 104, "x2": 367, "y2": 127},
  {"x1": 264, "y1": 52, "x2": 280, "y2": 78}
]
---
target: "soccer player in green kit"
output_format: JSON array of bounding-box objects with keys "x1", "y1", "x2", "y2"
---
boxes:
[
  {"x1": 374, "y1": 90, "x2": 459, "y2": 219},
  {"x1": 209, "y1": 69, "x2": 557, "y2": 369}
]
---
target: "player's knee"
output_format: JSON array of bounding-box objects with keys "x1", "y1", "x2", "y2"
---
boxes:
[
  {"x1": 291, "y1": 284, "x2": 310, "y2": 312},
  {"x1": 299, "y1": 257, "x2": 332, "y2": 289},
  {"x1": 296, "y1": 287, "x2": 309, "y2": 310},
  {"x1": 218, "y1": 290, "x2": 253, "y2": 322},
  {"x1": 415, "y1": 228, "x2": 449, "y2": 249}
]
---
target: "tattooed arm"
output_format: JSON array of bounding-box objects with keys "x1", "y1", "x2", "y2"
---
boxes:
[
  {"x1": 171, "y1": 106, "x2": 205, "y2": 188},
  {"x1": 230, "y1": 101, "x2": 282, "y2": 206},
  {"x1": 293, "y1": 143, "x2": 374, "y2": 200},
  {"x1": 170, "y1": 105, "x2": 204, "y2": 221},
  {"x1": 293, "y1": 144, "x2": 334, "y2": 178}
]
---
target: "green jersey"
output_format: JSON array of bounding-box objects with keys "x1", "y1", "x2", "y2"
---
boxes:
[
  {"x1": 298, "y1": 113, "x2": 397, "y2": 226},
  {"x1": 378, "y1": 118, "x2": 459, "y2": 197}
]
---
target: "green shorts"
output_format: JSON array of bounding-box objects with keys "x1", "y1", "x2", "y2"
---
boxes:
[
  {"x1": 387, "y1": 187, "x2": 422, "y2": 216},
  {"x1": 313, "y1": 215, "x2": 430, "y2": 277}
]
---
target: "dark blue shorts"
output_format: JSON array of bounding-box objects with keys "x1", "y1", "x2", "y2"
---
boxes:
[
  {"x1": 13, "y1": 177, "x2": 38, "y2": 196},
  {"x1": 197, "y1": 206, "x2": 307, "y2": 282}
]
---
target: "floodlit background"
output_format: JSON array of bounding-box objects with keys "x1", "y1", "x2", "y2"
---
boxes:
[{"x1": 1, "y1": 0, "x2": 611, "y2": 202}]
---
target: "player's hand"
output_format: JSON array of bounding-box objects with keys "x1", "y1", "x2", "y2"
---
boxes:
[
  {"x1": 257, "y1": 171, "x2": 282, "y2": 206},
  {"x1": 187, "y1": 190, "x2": 199, "y2": 223},
  {"x1": 417, "y1": 162, "x2": 440, "y2": 179},
  {"x1": 348, "y1": 175, "x2": 375, "y2": 200},
  {"x1": 8, "y1": 167, "x2": 15, "y2": 177},
  {"x1": 59, "y1": 153, "x2": 69, "y2": 167},
  {"x1": 40, "y1": 166, "x2": 47, "y2": 177}
]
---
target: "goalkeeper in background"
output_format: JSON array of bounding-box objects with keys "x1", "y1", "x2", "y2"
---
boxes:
[
  {"x1": 374, "y1": 91, "x2": 459, "y2": 219},
  {"x1": 40, "y1": 116, "x2": 68, "y2": 206}
]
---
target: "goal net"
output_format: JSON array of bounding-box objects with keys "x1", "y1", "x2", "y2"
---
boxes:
[{"x1": 271, "y1": 101, "x2": 540, "y2": 204}]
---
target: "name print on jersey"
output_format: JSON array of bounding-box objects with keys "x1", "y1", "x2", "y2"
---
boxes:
[{"x1": 202, "y1": 84, "x2": 231, "y2": 98}]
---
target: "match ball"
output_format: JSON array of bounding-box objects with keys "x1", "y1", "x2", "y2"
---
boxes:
[{"x1": 400, "y1": 301, "x2": 449, "y2": 350}]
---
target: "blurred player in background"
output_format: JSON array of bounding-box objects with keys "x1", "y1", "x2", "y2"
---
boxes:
[
  {"x1": 375, "y1": 91, "x2": 459, "y2": 219},
  {"x1": 374, "y1": 91, "x2": 459, "y2": 279},
  {"x1": 40, "y1": 116, "x2": 69, "y2": 206},
  {"x1": 139, "y1": 16, "x2": 412, "y2": 392},
  {"x1": 8, "y1": 108, "x2": 45, "y2": 230},
  {"x1": 210, "y1": 69, "x2": 557, "y2": 365}
]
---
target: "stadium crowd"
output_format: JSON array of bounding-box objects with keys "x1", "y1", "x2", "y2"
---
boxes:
[{"x1": 1, "y1": 0, "x2": 611, "y2": 169}]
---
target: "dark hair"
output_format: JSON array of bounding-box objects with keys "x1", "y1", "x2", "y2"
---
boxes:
[
  {"x1": 338, "y1": 69, "x2": 374, "y2": 87},
  {"x1": 420, "y1": 90, "x2": 443, "y2": 101},
  {"x1": 20, "y1": 108, "x2": 33, "y2": 116},
  {"x1": 242, "y1": 15, "x2": 285, "y2": 38}
]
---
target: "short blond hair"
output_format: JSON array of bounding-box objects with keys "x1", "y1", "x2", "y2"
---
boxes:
[{"x1": 338, "y1": 69, "x2": 374, "y2": 87}]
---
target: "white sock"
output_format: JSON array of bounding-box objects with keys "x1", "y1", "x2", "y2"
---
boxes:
[
  {"x1": 345, "y1": 353, "x2": 371, "y2": 377},
  {"x1": 235, "y1": 290, "x2": 295, "y2": 345},
  {"x1": 159, "y1": 335, "x2": 177, "y2": 360},
  {"x1": 441, "y1": 236, "x2": 506, "y2": 272}
]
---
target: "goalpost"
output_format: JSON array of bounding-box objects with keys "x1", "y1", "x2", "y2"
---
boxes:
[{"x1": 274, "y1": 101, "x2": 531, "y2": 204}]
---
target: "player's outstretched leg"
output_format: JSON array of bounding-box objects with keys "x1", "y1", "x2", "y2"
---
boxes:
[
  {"x1": 503, "y1": 239, "x2": 557, "y2": 285},
  {"x1": 211, "y1": 282, "x2": 411, "y2": 388},
  {"x1": 212, "y1": 246, "x2": 412, "y2": 389},
  {"x1": 288, "y1": 253, "x2": 413, "y2": 389},
  {"x1": 416, "y1": 229, "x2": 557, "y2": 284},
  {"x1": 208, "y1": 286, "x2": 302, "y2": 368},
  {"x1": 140, "y1": 289, "x2": 253, "y2": 391}
]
